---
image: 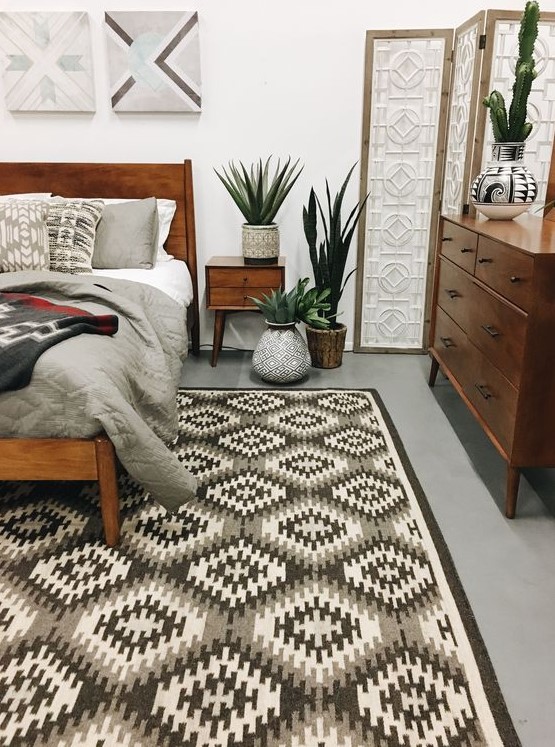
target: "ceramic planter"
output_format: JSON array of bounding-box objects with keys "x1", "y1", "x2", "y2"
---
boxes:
[
  {"x1": 242, "y1": 224, "x2": 279, "y2": 264},
  {"x1": 470, "y1": 142, "x2": 537, "y2": 220},
  {"x1": 252, "y1": 322, "x2": 310, "y2": 383}
]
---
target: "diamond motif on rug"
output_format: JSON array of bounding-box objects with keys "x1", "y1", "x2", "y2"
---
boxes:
[
  {"x1": 267, "y1": 404, "x2": 340, "y2": 434},
  {"x1": 262, "y1": 500, "x2": 365, "y2": 563},
  {"x1": 344, "y1": 538, "x2": 435, "y2": 612},
  {"x1": 187, "y1": 536, "x2": 287, "y2": 609},
  {"x1": 153, "y1": 640, "x2": 281, "y2": 746},
  {"x1": 73, "y1": 582, "x2": 207, "y2": 682},
  {"x1": 218, "y1": 424, "x2": 286, "y2": 456},
  {"x1": 332, "y1": 471, "x2": 408, "y2": 518},
  {"x1": 253, "y1": 580, "x2": 381, "y2": 684},
  {"x1": 358, "y1": 641, "x2": 478, "y2": 746},
  {"x1": 203, "y1": 468, "x2": 288, "y2": 516},
  {"x1": 0, "y1": 641, "x2": 83, "y2": 744},
  {"x1": 267, "y1": 446, "x2": 349, "y2": 486}
]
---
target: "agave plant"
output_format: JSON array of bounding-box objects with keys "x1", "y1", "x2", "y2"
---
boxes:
[
  {"x1": 483, "y1": 1, "x2": 540, "y2": 142},
  {"x1": 214, "y1": 156, "x2": 303, "y2": 225},
  {"x1": 249, "y1": 278, "x2": 330, "y2": 328},
  {"x1": 302, "y1": 164, "x2": 369, "y2": 329}
]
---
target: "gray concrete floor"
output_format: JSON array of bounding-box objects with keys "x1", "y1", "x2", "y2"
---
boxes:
[{"x1": 181, "y1": 350, "x2": 555, "y2": 747}]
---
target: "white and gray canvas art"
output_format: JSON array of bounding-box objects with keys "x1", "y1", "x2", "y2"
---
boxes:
[
  {"x1": 0, "y1": 11, "x2": 95, "y2": 112},
  {"x1": 104, "y1": 11, "x2": 201, "y2": 112}
]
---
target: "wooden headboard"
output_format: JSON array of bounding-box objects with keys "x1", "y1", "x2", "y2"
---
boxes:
[{"x1": 0, "y1": 160, "x2": 199, "y2": 353}]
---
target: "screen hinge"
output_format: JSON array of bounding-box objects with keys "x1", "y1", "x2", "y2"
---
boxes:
[
  {"x1": 463, "y1": 203, "x2": 470, "y2": 214},
  {"x1": 479, "y1": 34, "x2": 487, "y2": 50}
]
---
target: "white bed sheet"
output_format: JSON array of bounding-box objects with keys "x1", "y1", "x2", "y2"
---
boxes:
[{"x1": 92, "y1": 258, "x2": 193, "y2": 307}]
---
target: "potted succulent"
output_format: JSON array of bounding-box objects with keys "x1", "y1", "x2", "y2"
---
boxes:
[
  {"x1": 215, "y1": 156, "x2": 303, "y2": 264},
  {"x1": 250, "y1": 278, "x2": 330, "y2": 383},
  {"x1": 471, "y1": 1, "x2": 540, "y2": 219},
  {"x1": 302, "y1": 164, "x2": 369, "y2": 368}
]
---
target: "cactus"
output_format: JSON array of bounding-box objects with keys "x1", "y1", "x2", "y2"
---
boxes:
[{"x1": 483, "y1": 1, "x2": 540, "y2": 142}]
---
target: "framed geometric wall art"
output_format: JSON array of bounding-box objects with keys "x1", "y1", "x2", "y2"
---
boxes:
[
  {"x1": 0, "y1": 11, "x2": 95, "y2": 112},
  {"x1": 104, "y1": 11, "x2": 201, "y2": 112}
]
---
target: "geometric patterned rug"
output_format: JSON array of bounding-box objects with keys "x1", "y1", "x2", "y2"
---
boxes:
[{"x1": 0, "y1": 389, "x2": 521, "y2": 746}]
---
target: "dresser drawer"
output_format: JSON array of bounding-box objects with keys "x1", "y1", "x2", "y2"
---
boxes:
[
  {"x1": 463, "y1": 346, "x2": 518, "y2": 453},
  {"x1": 207, "y1": 267, "x2": 283, "y2": 288},
  {"x1": 432, "y1": 307, "x2": 476, "y2": 385},
  {"x1": 437, "y1": 258, "x2": 475, "y2": 331},
  {"x1": 209, "y1": 286, "x2": 276, "y2": 307},
  {"x1": 476, "y1": 237, "x2": 534, "y2": 311},
  {"x1": 467, "y1": 283, "x2": 527, "y2": 388},
  {"x1": 440, "y1": 221, "x2": 477, "y2": 273}
]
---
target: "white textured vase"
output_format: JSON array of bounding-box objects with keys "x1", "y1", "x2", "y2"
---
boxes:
[
  {"x1": 470, "y1": 142, "x2": 537, "y2": 220},
  {"x1": 252, "y1": 322, "x2": 311, "y2": 384},
  {"x1": 242, "y1": 224, "x2": 279, "y2": 265}
]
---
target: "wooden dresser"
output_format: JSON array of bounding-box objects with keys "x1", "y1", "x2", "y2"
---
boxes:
[{"x1": 428, "y1": 213, "x2": 555, "y2": 517}]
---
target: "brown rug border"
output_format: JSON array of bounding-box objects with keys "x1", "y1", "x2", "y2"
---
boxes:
[{"x1": 181, "y1": 386, "x2": 522, "y2": 747}]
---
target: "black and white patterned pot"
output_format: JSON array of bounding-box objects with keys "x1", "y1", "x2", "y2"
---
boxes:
[
  {"x1": 252, "y1": 322, "x2": 311, "y2": 384},
  {"x1": 470, "y1": 142, "x2": 537, "y2": 220},
  {"x1": 242, "y1": 224, "x2": 279, "y2": 265}
]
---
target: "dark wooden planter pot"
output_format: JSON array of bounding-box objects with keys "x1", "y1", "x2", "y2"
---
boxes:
[{"x1": 305, "y1": 324, "x2": 347, "y2": 369}]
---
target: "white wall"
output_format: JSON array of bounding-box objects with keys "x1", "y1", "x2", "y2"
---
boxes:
[{"x1": 0, "y1": 0, "x2": 530, "y2": 351}]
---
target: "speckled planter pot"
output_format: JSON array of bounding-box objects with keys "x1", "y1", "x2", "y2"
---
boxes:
[{"x1": 242, "y1": 224, "x2": 280, "y2": 265}]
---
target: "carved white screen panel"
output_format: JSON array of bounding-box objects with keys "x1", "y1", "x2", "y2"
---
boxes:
[
  {"x1": 358, "y1": 36, "x2": 448, "y2": 350},
  {"x1": 442, "y1": 20, "x2": 481, "y2": 214},
  {"x1": 481, "y1": 19, "x2": 555, "y2": 208}
]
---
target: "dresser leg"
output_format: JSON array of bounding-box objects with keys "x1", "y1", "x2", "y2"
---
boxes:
[
  {"x1": 428, "y1": 356, "x2": 440, "y2": 387},
  {"x1": 211, "y1": 310, "x2": 226, "y2": 367},
  {"x1": 505, "y1": 465, "x2": 520, "y2": 519}
]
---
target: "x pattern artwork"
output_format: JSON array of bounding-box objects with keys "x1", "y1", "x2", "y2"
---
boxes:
[
  {"x1": 104, "y1": 11, "x2": 201, "y2": 112},
  {"x1": 0, "y1": 11, "x2": 95, "y2": 112}
]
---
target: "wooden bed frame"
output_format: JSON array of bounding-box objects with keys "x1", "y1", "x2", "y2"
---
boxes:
[{"x1": 0, "y1": 161, "x2": 200, "y2": 546}]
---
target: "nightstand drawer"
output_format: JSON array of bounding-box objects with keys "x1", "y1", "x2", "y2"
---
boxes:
[
  {"x1": 209, "y1": 286, "x2": 276, "y2": 307},
  {"x1": 440, "y1": 221, "x2": 477, "y2": 273},
  {"x1": 208, "y1": 267, "x2": 283, "y2": 288},
  {"x1": 432, "y1": 307, "x2": 476, "y2": 385},
  {"x1": 476, "y1": 237, "x2": 534, "y2": 311}
]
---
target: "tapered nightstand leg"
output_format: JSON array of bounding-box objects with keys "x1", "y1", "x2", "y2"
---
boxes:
[
  {"x1": 505, "y1": 465, "x2": 520, "y2": 519},
  {"x1": 211, "y1": 310, "x2": 226, "y2": 367},
  {"x1": 428, "y1": 356, "x2": 440, "y2": 387}
]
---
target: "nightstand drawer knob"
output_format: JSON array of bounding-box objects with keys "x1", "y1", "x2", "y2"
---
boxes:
[
  {"x1": 478, "y1": 257, "x2": 493, "y2": 264},
  {"x1": 475, "y1": 383, "x2": 492, "y2": 400},
  {"x1": 243, "y1": 277, "x2": 248, "y2": 282},
  {"x1": 481, "y1": 323, "x2": 500, "y2": 338},
  {"x1": 460, "y1": 247, "x2": 472, "y2": 253},
  {"x1": 440, "y1": 336, "x2": 456, "y2": 348},
  {"x1": 445, "y1": 289, "x2": 460, "y2": 299},
  {"x1": 510, "y1": 276, "x2": 520, "y2": 283}
]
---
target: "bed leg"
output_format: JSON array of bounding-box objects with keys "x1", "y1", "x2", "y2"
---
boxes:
[{"x1": 95, "y1": 435, "x2": 121, "y2": 547}]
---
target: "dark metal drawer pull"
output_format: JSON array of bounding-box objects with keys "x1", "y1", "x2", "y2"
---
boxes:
[
  {"x1": 440, "y1": 336, "x2": 455, "y2": 348},
  {"x1": 478, "y1": 257, "x2": 493, "y2": 264},
  {"x1": 442, "y1": 237, "x2": 453, "y2": 242},
  {"x1": 481, "y1": 324, "x2": 500, "y2": 338},
  {"x1": 510, "y1": 276, "x2": 520, "y2": 283},
  {"x1": 460, "y1": 247, "x2": 473, "y2": 253},
  {"x1": 445, "y1": 289, "x2": 460, "y2": 299},
  {"x1": 475, "y1": 383, "x2": 492, "y2": 400}
]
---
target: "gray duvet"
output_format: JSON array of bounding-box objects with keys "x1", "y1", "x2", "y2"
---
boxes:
[{"x1": 0, "y1": 271, "x2": 197, "y2": 512}]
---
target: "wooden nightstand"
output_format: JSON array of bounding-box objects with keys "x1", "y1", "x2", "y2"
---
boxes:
[{"x1": 205, "y1": 256, "x2": 285, "y2": 366}]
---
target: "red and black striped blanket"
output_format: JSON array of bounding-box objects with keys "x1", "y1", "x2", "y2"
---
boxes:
[{"x1": 0, "y1": 292, "x2": 118, "y2": 392}]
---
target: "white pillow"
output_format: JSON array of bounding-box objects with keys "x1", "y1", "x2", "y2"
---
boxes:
[
  {"x1": 85, "y1": 198, "x2": 176, "y2": 262},
  {"x1": 0, "y1": 192, "x2": 52, "y2": 199}
]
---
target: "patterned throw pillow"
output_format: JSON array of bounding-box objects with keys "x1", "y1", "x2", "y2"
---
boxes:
[
  {"x1": 47, "y1": 199, "x2": 103, "y2": 274},
  {"x1": 0, "y1": 200, "x2": 50, "y2": 272}
]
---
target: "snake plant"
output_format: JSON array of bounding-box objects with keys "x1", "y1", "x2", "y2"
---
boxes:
[
  {"x1": 249, "y1": 278, "x2": 331, "y2": 328},
  {"x1": 302, "y1": 164, "x2": 369, "y2": 329},
  {"x1": 215, "y1": 156, "x2": 303, "y2": 225},
  {"x1": 483, "y1": 1, "x2": 540, "y2": 142}
]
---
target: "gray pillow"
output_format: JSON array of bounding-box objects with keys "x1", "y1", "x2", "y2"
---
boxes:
[{"x1": 92, "y1": 197, "x2": 159, "y2": 269}]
